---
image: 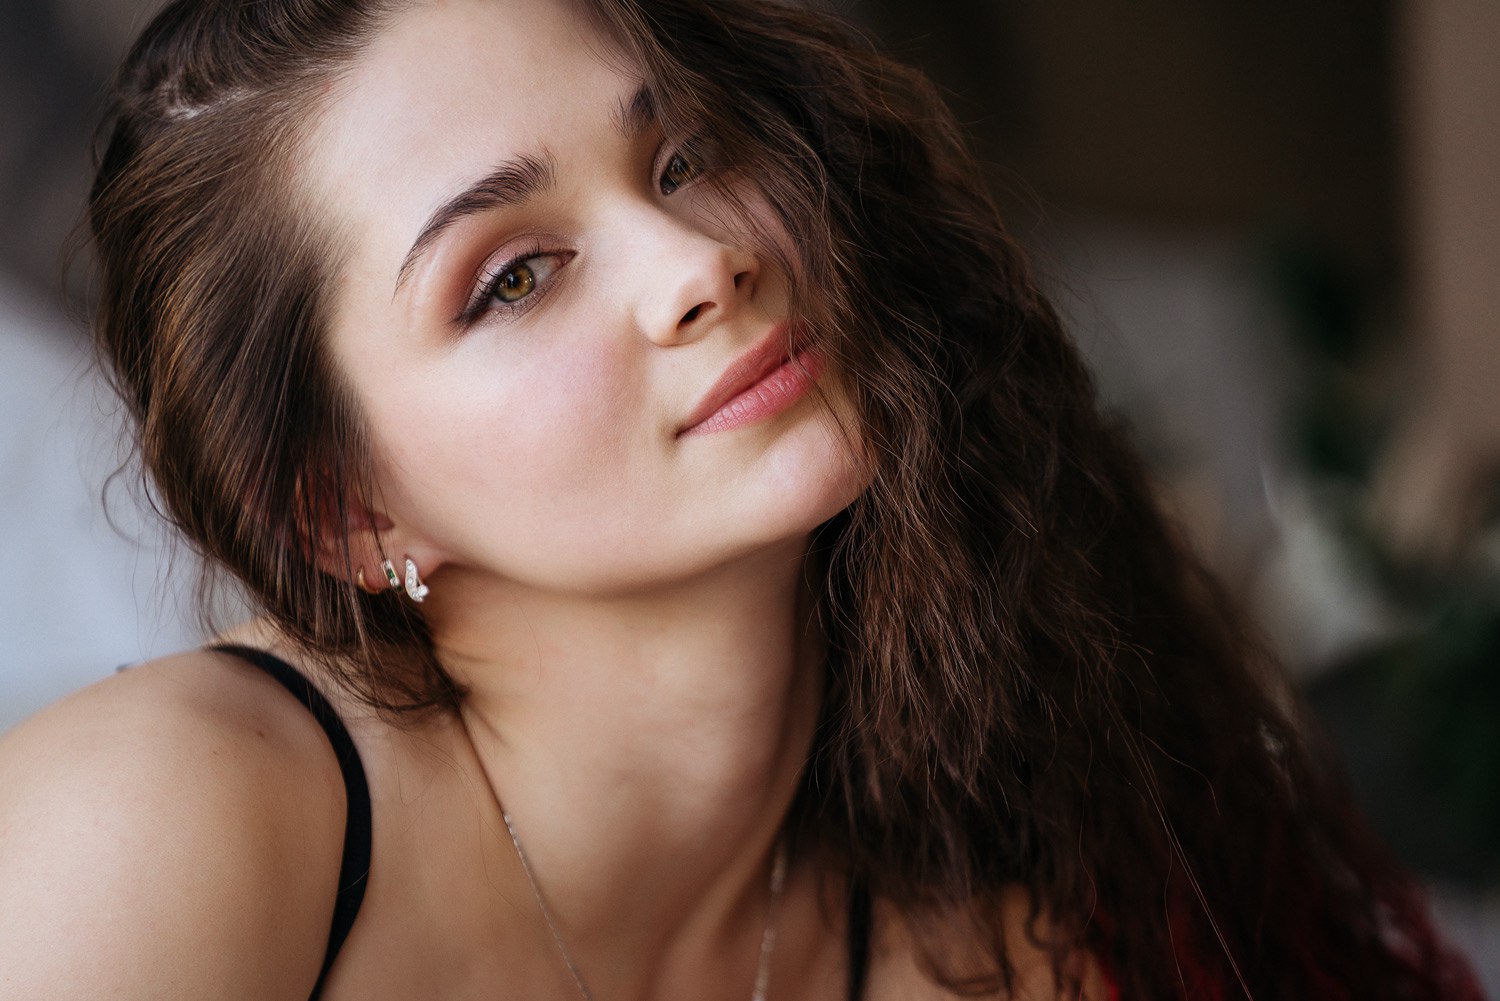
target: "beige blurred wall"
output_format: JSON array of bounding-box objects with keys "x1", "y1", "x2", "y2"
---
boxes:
[{"x1": 1377, "y1": 0, "x2": 1500, "y2": 559}]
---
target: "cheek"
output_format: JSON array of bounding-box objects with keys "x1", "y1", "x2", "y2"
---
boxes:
[
  {"x1": 382, "y1": 337, "x2": 651, "y2": 536},
  {"x1": 500, "y1": 348, "x2": 641, "y2": 493}
]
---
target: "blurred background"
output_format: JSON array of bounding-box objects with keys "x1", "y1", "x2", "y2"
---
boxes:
[{"x1": 1, "y1": 0, "x2": 1495, "y2": 985}]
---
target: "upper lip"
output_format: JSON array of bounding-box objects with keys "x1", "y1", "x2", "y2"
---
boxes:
[{"x1": 676, "y1": 322, "x2": 802, "y2": 436}]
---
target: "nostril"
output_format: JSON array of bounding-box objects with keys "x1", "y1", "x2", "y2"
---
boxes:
[{"x1": 680, "y1": 303, "x2": 705, "y2": 324}]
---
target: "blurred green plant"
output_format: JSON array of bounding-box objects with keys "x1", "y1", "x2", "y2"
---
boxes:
[{"x1": 1266, "y1": 237, "x2": 1500, "y2": 885}]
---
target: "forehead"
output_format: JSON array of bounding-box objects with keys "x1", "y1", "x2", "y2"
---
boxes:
[{"x1": 302, "y1": 0, "x2": 633, "y2": 254}]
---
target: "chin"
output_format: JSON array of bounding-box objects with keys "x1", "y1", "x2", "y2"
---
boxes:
[
  {"x1": 761, "y1": 403, "x2": 872, "y2": 524},
  {"x1": 543, "y1": 487, "x2": 863, "y2": 600},
  {"x1": 505, "y1": 413, "x2": 869, "y2": 597}
]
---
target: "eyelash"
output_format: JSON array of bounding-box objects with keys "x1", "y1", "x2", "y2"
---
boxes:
[
  {"x1": 460, "y1": 241, "x2": 565, "y2": 325},
  {"x1": 458, "y1": 136, "x2": 710, "y2": 326},
  {"x1": 656, "y1": 143, "x2": 705, "y2": 196}
]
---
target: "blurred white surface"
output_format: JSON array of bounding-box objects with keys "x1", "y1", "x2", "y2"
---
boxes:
[{"x1": 0, "y1": 277, "x2": 201, "y2": 734}]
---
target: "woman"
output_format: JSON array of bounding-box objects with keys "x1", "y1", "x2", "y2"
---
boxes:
[{"x1": 0, "y1": 0, "x2": 1484, "y2": 997}]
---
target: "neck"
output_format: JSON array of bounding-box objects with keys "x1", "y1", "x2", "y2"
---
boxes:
[{"x1": 426, "y1": 536, "x2": 826, "y2": 997}]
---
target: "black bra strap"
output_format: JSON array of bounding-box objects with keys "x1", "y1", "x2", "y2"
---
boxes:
[{"x1": 211, "y1": 644, "x2": 371, "y2": 999}]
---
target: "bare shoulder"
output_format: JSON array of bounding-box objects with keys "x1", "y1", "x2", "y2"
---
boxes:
[
  {"x1": 0, "y1": 648, "x2": 348, "y2": 1000},
  {"x1": 865, "y1": 885, "x2": 1112, "y2": 1001}
]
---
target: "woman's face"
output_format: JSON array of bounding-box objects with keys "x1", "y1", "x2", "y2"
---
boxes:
[{"x1": 303, "y1": 0, "x2": 867, "y2": 596}]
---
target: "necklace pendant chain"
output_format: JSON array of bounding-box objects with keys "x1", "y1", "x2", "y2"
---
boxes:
[
  {"x1": 502, "y1": 810, "x2": 790, "y2": 1001},
  {"x1": 751, "y1": 842, "x2": 789, "y2": 1001}
]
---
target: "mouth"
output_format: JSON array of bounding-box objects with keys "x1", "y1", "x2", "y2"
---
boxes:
[{"x1": 676, "y1": 322, "x2": 822, "y2": 438}]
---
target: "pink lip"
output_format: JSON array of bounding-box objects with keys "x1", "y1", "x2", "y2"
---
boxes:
[{"x1": 677, "y1": 323, "x2": 823, "y2": 437}]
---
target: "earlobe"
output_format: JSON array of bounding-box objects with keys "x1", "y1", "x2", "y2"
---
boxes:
[
  {"x1": 355, "y1": 552, "x2": 435, "y2": 602},
  {"x1": 343, "y1": 521, "x2": 440, "y2": 605},
  {"x1": 298, "y1": 473, "x2": 443, "y2": 602},
  {"x1": 381, "y1": 556, "x2": 431, "y2": 602}
]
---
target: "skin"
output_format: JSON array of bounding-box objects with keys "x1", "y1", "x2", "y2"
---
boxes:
[{"x1": 0, "y1": 0, "x2": 1107, "y2": 997}]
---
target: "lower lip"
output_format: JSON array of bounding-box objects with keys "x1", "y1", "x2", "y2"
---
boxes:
[{"x1": 680, "y1": 347, "x2": 825, "y2": 437}]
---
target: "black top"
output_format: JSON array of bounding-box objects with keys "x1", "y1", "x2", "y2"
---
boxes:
[
  {"x1": 211, "y1": 644, "x2": 371, "y2": 1000},
  {"x1": 212, "y1": 644, "x2": 871, "y2": 1000}
]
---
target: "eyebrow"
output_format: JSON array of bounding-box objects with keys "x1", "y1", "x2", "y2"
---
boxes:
[
  {"x1": 393, "y1": 153, "x2": 555, "y2": 294},
  {"x1": 611, "y1": 83, "x2": 656, "y2": 142},
  {"x1": 393, "y1": 84, "x2": 658, "y2": 295}
]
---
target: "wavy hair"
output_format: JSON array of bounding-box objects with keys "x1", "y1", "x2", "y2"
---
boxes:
[{"x1": 88, "y1": 0, "x2": 1482, "y2": 996}]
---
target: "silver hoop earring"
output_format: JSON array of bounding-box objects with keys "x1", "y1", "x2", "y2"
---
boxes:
[
  {"x1": 380, "y1": 558, "x2": 402, "y2": 591},
  {"x1": 403, "y1": 557, "x2": 430, "y2": 603}
]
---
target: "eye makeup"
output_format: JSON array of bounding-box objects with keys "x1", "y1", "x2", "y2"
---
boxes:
[
  {"x1": 452, "y1": 132, "x2": 715, "y2": 328},
  {"x1": 459, "y1": 244, "x2": 573, "y2": 325}
]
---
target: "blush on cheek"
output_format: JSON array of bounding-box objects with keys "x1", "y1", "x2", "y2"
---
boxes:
[{"x1": 465, "y1": 344, "x2": 646, "y2": 502}]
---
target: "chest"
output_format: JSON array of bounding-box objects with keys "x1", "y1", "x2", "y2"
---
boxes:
[{"x1": 299, "y1": 731, "x2": 860, "y2": 1001}]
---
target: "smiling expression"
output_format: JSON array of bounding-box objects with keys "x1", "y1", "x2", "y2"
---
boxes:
[{"x1": 300, "y1": 0, "x2": 868, "y2": 597}]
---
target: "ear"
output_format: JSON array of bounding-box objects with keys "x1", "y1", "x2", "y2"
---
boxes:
[
  {"x1": 295, "y1": 471, "x2": 396, "y2": 585},
  {"x1": 295, "y1": 471, "x2": 452, "y2": 600}
]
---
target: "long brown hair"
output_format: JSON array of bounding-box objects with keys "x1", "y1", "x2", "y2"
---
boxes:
[{"x1": 89, "y1": 0, "x2": 1483, "y2": 997}]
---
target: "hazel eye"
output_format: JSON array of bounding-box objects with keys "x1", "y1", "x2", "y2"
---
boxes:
[
  {"x1": 659, "y1": 152, "x2": 702, "y2": 195},
  {"x1": 481, "y1": 252, "x2": 566, "y2": 310},
  {"x1": 494, "y1": 261, "x2": 537, "y2": 302},
  {"x1": 461, "y1": 249, "x2": 572, "y2": 324}
]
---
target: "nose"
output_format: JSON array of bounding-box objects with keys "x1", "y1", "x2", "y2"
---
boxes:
[{"x1": 631, "y1": 212, "x2": 758, "y2": 346}]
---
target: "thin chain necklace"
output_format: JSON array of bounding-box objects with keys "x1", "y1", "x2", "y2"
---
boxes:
[{"x1": 501, "y1": 809, "x2": 790, "y2": 1001}]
